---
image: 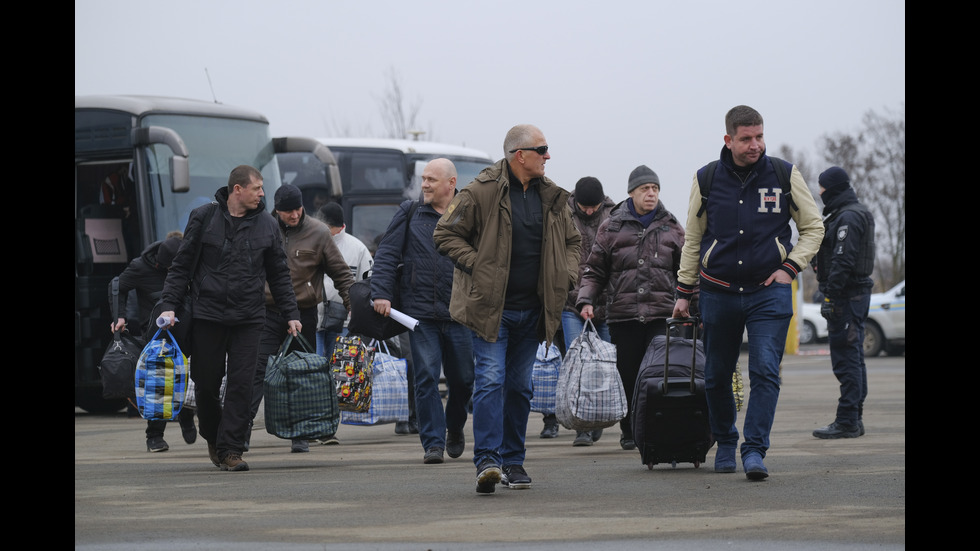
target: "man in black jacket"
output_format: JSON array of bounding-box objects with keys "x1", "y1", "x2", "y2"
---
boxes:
[
  {"x1": 112, "y1": 235, "x2": 197, "y2": 452},
  {"x1": 159, "y1": 165, "x2": 301, "y2": 472},
  {"x1": 811, "y1": 166, "x2": 876, "y2": 439}
]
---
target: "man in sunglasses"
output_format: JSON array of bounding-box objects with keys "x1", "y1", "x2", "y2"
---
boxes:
[{"x1": 434, "y1": 124, "x2": 581, "y2": 494}]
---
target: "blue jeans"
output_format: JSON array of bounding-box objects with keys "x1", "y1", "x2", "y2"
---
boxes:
[
  {"x1": 700, "y1": 283, "x2": 793, "y2": 459},
  {"x1": 827, "y1": 292, "x2": 871, "y2": 427},
  {"x1": 561, "y1": 310, "x2": 610, "y2": 351},
  {"x1": 410, "y1": 320, "x2": 475, "y2": 452},
  {"x1": 317, "y1": 327, "x2": 348, "y2": 356},
  {"x1": 471, "y1": 309, "x2": 540, "y2": 468}
]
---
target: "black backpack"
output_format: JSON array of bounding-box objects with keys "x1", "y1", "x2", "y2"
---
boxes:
[{"x1": 696, "y1": 157, "x2": 796, "y2": 218}]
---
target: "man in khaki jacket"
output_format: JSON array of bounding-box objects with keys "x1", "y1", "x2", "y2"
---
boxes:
[{"x1": 434, "y1": 124, "x2": 580, "y2": 494}]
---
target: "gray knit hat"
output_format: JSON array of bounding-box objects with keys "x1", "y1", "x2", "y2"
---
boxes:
[{"x1": 628, "y1": 165, "x2": 660, "y2": 193}]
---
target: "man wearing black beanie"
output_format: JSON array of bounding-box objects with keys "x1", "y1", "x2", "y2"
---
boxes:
[{"x1": 812, "y1": 166, "x2": 876, "y2": 439}]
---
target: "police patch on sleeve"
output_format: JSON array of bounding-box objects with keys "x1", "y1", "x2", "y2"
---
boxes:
[{"x1": 837, "y1": 224, "x2": 849, "y2": 241}]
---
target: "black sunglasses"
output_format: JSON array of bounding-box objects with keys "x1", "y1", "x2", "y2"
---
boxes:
[{"x1": 509, "y1": 145, "x2": 549, "y2": 155}]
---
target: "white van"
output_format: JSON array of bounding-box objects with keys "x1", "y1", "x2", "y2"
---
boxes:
[{"x1": 276, "y1": 137, "x2": 493, "y2": 252}]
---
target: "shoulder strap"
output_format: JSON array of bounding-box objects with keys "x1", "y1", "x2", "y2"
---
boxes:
[
  {"x1": 769, "y1": 157, "x2": 798, "y2": 212},
  {"x1": 401, "y1": 200, "x2": 419, "y2": 253},
  {"x1": 696, "y1": 161, "x2": 718, "y2": 218},
  {"x1": 110, "y1": 276, "x2": 121, "y2": 320}
]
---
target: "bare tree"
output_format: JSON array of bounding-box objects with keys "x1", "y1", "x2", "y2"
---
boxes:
[
  {"x1": 377, "y1": 67, "x2": 423, "y2": 140},
  {"x1": 818, "y1": 104, "x2": 905, "y2": 290}
]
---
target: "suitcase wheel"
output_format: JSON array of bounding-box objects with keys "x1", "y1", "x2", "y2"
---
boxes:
[{"x1": 646, "y1": 463, "x2": 654, "y2": 470}]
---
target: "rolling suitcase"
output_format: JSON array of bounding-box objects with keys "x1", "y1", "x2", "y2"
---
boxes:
[{"x1": 632, "y1": 317, "x2": 715, "y2": 469}]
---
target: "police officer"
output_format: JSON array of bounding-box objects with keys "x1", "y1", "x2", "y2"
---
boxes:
[{"x1": 811, "y1": 166, "x2": 876, "y2": 439}]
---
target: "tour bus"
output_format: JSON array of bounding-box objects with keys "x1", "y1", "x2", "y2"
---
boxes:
[
  {"x1": 275, "y1": 137, "x2": 494, "y2": 253},
  {"x1": 75, "y1": 95, "x2": 330, "y2": 412}
]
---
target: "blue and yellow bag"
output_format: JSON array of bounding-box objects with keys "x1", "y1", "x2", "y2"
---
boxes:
[{"x1": 135, "y1": 328, "x2": 188, "y2": 420}]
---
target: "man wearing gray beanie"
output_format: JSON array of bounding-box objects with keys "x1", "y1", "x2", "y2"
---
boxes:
[
  {"x1": 577, "y1": 164, "x2": 684, "y2": 451},
  {"x1": 628, "y1": 165, "x2": 660, "y2": 194},
  {"x1": 812, "y1": 166, "x2": 876, "y2": 440}
]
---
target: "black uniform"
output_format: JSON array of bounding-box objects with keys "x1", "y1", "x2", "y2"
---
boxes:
[{"x1": 814, "y1": 181, "x2": 875, "y2": 437}]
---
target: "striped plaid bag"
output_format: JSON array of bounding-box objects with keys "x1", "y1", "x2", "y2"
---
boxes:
[
  {"x1": 555, "y1": 319, "x2": 627, "y2": 431},
  {"x1": 341, "y1": 343, "x2": 409, "y2": 426},
  {"x1": 135, "y1": 328, "x2": 188, "y2": 421},
  {"x1": 264, "y1": 333, "x2": 339, "y2": 440},
  {"x1": 530, "y1": 342, "x2": 562, "y2": 415}
]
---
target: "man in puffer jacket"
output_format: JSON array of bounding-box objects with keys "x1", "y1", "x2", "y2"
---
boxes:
[{"x1": 577, "y1": 165, "x2": 685, "y2": 451}]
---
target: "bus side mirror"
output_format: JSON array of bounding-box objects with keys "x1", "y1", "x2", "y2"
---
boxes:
[{"x1": 170, "y1": 155, "x2": 189, "y2": 192}]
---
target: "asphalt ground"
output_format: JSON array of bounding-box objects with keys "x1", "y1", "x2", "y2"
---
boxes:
[{"x1": 75, "y1": 345, "x2": 905, "y2": 550}]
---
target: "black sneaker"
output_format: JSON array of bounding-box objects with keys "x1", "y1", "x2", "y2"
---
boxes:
[
  {"x1": 424, "y1": 448, "x2": 445, "y2": 464},
  {"x1": 291, "y1": 439, "x2": 310, "y2": 453},
  {"x1": 178, "y1": 409, "x2": 197, "y2": 444},
  {"x1": 620, "y1": 435, "x2": 636, "y2": 450},
  {"x1": 540, "y1": 415, "x2": 559, "y2": 439},
  {"x1": 573, "y1": 431, "x2": 594, "y2": 446},
  {"x1": 812, "y1": 422, "x2": 861, "y2": 439},
  {"x1": 475, "y1": 459, "x2": 501, "y2": 494},
  {"x1": 147, "y1": 436, "x2": 169, "y2": 453},
  {"x1": 317, "y1": 435, "x2": 340, "y2": 445},
  {"x1": 591, "y1": 428, "x2": 603, "y2": 442},
  {"x1": 446, "y1": 431, "x2": 465, "y2": 459},
  {"x1": 394, "y1": 421, "x2": 411, "y2": 435},
  {"x1": 501, "y1": 465, "x2": 532, "y2": 489}
]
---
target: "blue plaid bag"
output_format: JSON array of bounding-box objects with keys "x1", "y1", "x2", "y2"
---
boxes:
[
  {"x1": 341, "y1": 344, "x2": 409, "y2": 426},
  {"x1": 135, "y1": 328, "x2": 188, "y2": 421},
  {"x1": 264, "y1": 333, "x2": 339, "y2": 440},
  {"x1": 556, "y1": 319, "x2": 627, "y2": 431},
  {"x1": 530, "y1": 342, "x2": 561, "y2": 415}
]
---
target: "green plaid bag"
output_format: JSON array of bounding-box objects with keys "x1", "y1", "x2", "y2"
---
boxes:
[{"x1": 264, "y1": 333, "x2": 339, "y2": 440}]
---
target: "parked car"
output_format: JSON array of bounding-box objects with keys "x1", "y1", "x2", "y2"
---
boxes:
[
  {"x1": 799, "y1": 302, "x2": 829, "y2": 345},
  {"x1": 865, "y1": 280, "x2": 906, "y2": 357}
]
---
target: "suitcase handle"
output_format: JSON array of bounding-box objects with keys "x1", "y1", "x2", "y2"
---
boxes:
[{"x1": 663, "y1": 317, "x2": 700, "y2": 395}]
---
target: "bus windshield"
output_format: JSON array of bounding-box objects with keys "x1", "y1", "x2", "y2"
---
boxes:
[{"x1": 141, "y1": 114, "x2": 282, "y2": 237}]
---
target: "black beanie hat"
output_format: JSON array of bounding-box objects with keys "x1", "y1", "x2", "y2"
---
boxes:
[
  {"x1": 574, "y1": 177, "x2": 604, "y2": 207},
  {"x1": 274, "y1": 184, "x2": 303, "y2": 211},
  {"x1": 628, "y1": 165, "x2": 660, "y2": 193},
  {"x1": 818, "y1": 166, "x2": 850, "y2": 191}
]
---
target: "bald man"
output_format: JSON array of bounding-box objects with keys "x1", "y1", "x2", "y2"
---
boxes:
[{"x1": 371, "y1": 158, "x2": 475, "y2": 466}]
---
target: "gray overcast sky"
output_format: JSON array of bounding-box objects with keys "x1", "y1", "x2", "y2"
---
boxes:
[{"x1": 75, "y1": 0, "x2": 905, "y2": 212}]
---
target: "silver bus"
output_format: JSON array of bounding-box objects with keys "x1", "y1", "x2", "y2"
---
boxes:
[{"x1": 75, "y1": 95, "x2": 328, "y2": 412}]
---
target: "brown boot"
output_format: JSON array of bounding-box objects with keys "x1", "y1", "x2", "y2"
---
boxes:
[
  {"x1": 207, "y1": 442, "x2": 220, "y2": 467},
  {"x1": 220, "y1": 454, "x2": 249, "y2": 472}
]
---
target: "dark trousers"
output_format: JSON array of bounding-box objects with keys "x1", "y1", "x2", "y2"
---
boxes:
[
  {"x1": 190, "y1": 319, "x2": 262, "y2": 460},
  {"x1": 608, "y1": 319, "x2": 667, "y2": 437},
  {"x1": 827, "y1": 292, "x2": 871, "y2": 427}
]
